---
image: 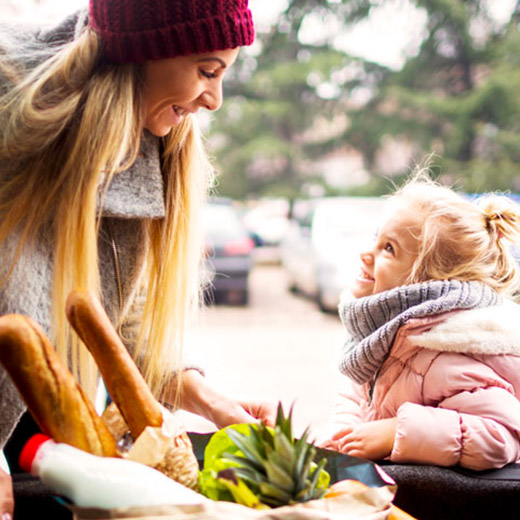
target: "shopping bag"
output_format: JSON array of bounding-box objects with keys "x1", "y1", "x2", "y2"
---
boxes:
[{"x1": 71, "y1": 433, "x2": 396, "y2": 520}]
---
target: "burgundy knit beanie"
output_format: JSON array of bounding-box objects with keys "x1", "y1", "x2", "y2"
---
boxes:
[{"x1": 89, "y1": 0, "x2": 255, "y2": 64}]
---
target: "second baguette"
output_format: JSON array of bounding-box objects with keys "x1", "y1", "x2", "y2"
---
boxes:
[{"x1": 0, "y1": 314, "x2": 118, "y2": 457}]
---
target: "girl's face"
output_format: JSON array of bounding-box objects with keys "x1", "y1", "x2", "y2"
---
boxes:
[
  {"x1": 351, "y1": 202, "x2": 422, "y2": 298},
  {"x1": 142, "y1": 47, "x2": 240, "y2": 137}
]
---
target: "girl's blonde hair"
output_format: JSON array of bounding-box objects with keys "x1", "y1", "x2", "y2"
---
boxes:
[
  {"x1": 391, "y1": 171, "x2": 520, "y2": 298},
  {"x1": 0, "y1": 28, "x2": 213, "y2": 401}
]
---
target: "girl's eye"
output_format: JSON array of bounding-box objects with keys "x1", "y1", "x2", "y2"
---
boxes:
[
  {"x1": 200, "y1": 70, "x2": 218, "y2": 79},
  {"x1": 383, "y1": 242, "x2": 394, "y2": 254}
]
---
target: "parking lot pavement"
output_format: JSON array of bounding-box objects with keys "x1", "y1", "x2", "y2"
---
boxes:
[{"x1": 179, "y1": 262, "x2": 346, "y2": 439}]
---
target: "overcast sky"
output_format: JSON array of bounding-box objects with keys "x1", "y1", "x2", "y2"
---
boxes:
[
  {"x1": 1, "y1": 0, "x2": 516, "y2": 70},
  {"x1": 1, "y1": 0, "x2": 285, "y2": 25}
]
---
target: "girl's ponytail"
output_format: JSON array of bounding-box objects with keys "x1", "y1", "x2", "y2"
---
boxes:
[
  {"x1": 482, "y1": 198, "x2": 520, "y2": 243},
  {"x1": 480, "y1": 197, "x2": 520, "y2": 295}
]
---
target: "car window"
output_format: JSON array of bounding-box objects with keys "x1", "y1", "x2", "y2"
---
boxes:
[
  {"x1": 311, "y1": 199, "x2": 384, "y2": 254},
  {"x1": 204, "y1": 204, "x2": 246, "y2": 242},
  {"x1": 313, "y1": 200, "x2": 382, "y2": 236}
]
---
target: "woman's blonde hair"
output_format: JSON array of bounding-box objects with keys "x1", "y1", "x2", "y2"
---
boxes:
[
  {"x1": 0, "y1": 28, "x2": 213, "y2": 401},
  {"x1": 391, "y1": 170, "x2": 520, "y2": 298}
]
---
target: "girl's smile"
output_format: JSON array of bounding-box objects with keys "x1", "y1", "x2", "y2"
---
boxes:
[{"x1": 356, "y1": 267, "x2": 375, "y2": 284}]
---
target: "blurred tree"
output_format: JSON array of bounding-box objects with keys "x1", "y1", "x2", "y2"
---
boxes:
[
  {"x1": 209, "y1": 0, "x2": 520, "y2": 199},
  {"x1": 350, "y1": 0, "x2": 520, "y2": 193}
]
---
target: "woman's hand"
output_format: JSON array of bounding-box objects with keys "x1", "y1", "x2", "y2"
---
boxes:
[
  {"x1": 173, "y1": 369, "x2": 277, "y2": 429},
  {"x1": 325, "y1": 418, "x2": 397, "y2": 461},
  {"x1": 238, "y1": 400, "x2": 277, "y2": 427},
  {"x1": 0, "y1": 468, "x2": 13, "y2": 520},
  {"x1": 205, "y1": 399, "x2": 277, "y2": 429}
]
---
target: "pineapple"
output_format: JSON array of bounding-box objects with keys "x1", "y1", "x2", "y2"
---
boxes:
[{"x1": 216, "y1": 403, "x2": 330, "y2": 508}]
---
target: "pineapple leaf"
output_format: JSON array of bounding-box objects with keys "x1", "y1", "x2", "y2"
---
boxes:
[
  {"x1": 217, "y1": 470, "x2": 268, "y2": 509},
  {"x1": 259, "y1": 495, "x2": 287, "y2": 508},
  {"x1": 222, "y1": 453, "x2": 264, "y2": 474},
  {"x1": 226, "y1": 428, "x2": 266, "y2": 466},
  {"x1": 275, "y1": 402, "x2": 284, "y2": 428},
  {"x1": 294, "y1": 483, "x2": 312, "y2": 502},
  {"x1": 294, "y1": 428, "x2": 313, "y2": 477},
  {"x1": 295, "y1": 444, "x2": 315, "y2": 491},
  {"x1": 285, "y1": 403, "x2": 295, "y2": 438},
  {"x1": 295, "y1": 427, "x2": 311, "y2": 449},
  {"x1": 249, "y1": 425, "x2": 273, "y2": 459},
  {"x1": 267, "y1": 448, "x2": 293, "y2": 477},
  {"x1": 273, "y1": 431, "x2": 295, "y2": 472},
  {"x1": 294, "y1": 432, "x2": 312, "y2": 473},
  {"x1": 253, "y1": 423, "x2": 275, "y2": 451},
  {"x1": 275, "y1": 402, "x2": 293, "y2": 441},
  {"x1": 263, "y1": 459, "x2": 294, "y2": 493},
  {"x1": 232, "y1": 466, "x2": 268, "y2": 487},
  {"x1": 258, "y1": 481, "x2": 293, "y2": 504},
  {"x1": 307, "y1": 457, "x2": 328, "y2": 499}
]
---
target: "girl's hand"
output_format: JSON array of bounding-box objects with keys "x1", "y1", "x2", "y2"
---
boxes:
[
  {"x1": 329, "y1": 418, "x2": 397, "y2": 461},
  {"x1": 0, "y1": 468, "x2": 13, "y2": 520}
]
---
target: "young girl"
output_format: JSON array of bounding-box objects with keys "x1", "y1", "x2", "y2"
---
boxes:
[{"x1": 320, "y1": 173, "x2": 520, "y2": 471}]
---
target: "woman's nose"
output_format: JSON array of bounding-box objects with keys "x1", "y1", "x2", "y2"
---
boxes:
[{"x1": 200, "y1": 81, "x2": 223, "y2": 112}]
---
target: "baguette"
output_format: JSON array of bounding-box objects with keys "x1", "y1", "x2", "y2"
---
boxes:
[
  {"x1": 65, "y1": 289, "x2": 163, "y2": 438},
  {"x1": 66, "y1": 289, "x2": 200, "y2": 490},
  {"x1": 0, "y1": 314, "x2": 118, "y2": 457}
]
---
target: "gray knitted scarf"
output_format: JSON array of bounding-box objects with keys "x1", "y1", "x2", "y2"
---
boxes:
[{"x1": 338, "y1": 280, "x2": 500, "y2": 385}]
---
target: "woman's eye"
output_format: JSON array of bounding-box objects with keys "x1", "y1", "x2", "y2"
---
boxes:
[{"x1": 200, "y1": 70, "x2": 218, "y2": 79}]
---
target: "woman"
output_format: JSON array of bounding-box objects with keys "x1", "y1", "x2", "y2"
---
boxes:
[{"x1": 0, "y1": 1, "x2": 274, "y2": 516}]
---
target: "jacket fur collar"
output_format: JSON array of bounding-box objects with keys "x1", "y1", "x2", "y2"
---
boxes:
[{"x1": 410, "y1": 299, "x2": 520, "y2": 356}]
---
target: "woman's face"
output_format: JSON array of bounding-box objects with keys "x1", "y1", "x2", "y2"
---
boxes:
[
  {"x1": 142, "y1": 47, "x2": 240, "y2": 137},
  {"x1": 351, "y1": 202, "x2": 422, "y2": 298}
]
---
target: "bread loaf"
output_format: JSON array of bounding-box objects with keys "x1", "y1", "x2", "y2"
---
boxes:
[
  {"x1": 66, "y1": 289, "x2": 163, "y2": 438},
  {"x1": 0, "y1": 314, "x2": 118, "y2": 457}
]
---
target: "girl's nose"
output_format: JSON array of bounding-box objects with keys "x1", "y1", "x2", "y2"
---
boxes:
[{"x1": 360, "y1": 251, "x2": 373, "y2": 265}]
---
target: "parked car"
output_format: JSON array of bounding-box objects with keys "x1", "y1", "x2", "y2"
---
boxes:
[
  {"x1": 203, "y1": 200, "x2": 255, "y2": 305},
  {"x1": 242, "y1": 198, "x2": 291, "y2": 247},
  {"x1": 280, "y1": 197, "x2": 385, "y2": 313}
]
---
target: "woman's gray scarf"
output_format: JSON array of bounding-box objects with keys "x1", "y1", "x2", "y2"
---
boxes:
[{"x1": 338, "y1": 280, "x2": 500, "y2": 385}]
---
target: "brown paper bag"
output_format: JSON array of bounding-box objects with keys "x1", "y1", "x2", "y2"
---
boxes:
[{"x1": 102, "y1": 404, "x2": 199, "y2": 490}]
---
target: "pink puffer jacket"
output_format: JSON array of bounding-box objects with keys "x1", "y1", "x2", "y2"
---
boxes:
[{"x1": 325, "y1": 301, "x2": 520, "y2": 470}]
